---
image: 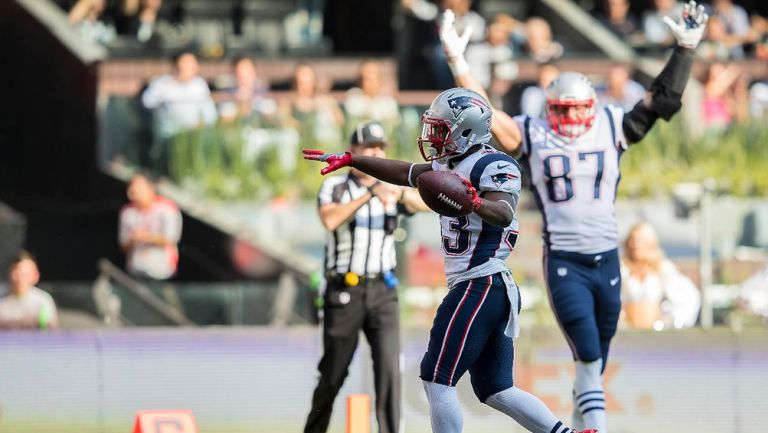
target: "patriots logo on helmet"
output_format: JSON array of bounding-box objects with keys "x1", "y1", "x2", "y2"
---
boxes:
[
  {"x1": 491, "y1": 172, "x2": 517, "y2": 188},
  {"x1": 448, "y1": 95, "x2": 489, "y2": 117}
]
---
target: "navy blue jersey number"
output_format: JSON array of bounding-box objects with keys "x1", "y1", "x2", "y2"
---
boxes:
[
  {"x1": 543, "y1": 151, "x2": 605, "y2": 202},
  {"x1": 442, "y1": 216, "x2": 471, "y2": 255}
]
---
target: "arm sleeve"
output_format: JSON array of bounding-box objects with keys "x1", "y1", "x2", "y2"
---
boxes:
[{"x1": 622, "y1": 101, "x2": 660, "y2": 144}]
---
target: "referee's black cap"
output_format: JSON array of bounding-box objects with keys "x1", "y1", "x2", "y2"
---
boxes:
[{"x1": 350, "y1": 122, "x2": 389, "y2": 148}]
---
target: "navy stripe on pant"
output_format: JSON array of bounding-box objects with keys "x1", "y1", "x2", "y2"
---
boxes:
[
  {"x1": 419, "y1": 273, "x2": 516, "y2": 402},
  {"x1": 544, "y1": 248, "x2": 621, "y2": 369}
]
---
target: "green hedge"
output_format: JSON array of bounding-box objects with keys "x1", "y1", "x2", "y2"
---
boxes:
[{"x1": 153, "y1": 112, "x2": 767, "y2": 201}]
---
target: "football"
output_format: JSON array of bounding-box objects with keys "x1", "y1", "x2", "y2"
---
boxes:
[{"x1": 416, "y1": 171, "x2": 473, "y2": 217}]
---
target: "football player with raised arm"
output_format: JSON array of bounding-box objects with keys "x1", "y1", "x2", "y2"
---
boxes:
[
  {"x1": 305, "y1": 88, "x2": 596, "y2": 433},
  {"x1": 438, "y1": 2, "x2": 708, "y2": 432}
]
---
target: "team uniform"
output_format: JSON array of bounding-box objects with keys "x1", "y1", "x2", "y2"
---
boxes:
[
  {"x1": 418, "y1": 144, "x2": 523, "y2": 402},
  {"x1": 516, "y1": 106, "x2": 626, "y2": 369}
]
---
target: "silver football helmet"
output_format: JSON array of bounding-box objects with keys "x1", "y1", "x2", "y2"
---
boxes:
[
  {"x1": 545, "y1": 72, "x2": 598, "y2": 139},
  {"x1": 418, "y1": 88, "x2": 493, "y2": 162}
]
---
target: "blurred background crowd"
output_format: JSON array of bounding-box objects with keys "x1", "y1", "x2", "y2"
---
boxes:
[{"x1": 1, "y1": 0, "x2": 768, "y2": 332}]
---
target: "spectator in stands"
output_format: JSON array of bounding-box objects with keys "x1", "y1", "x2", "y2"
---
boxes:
[
  {"x1": 113, "y1": 0, "x2": 165, "y2": 44},
  {"x1": 642, "y1": 0, "x2": 684, "y2": 47},
  {"x1": 749, "y1": 78, "x2": 768, "y2": 120},
  {"x1": 737, "y1": 264, "x2": 768, "y2": 322},
  {"x1": 517, "y1": 62, "x2": 560, "y2": 118},
  {"x1": 0, "y1": 251, "x2": 59, "y2": 330},
  {"x1": 282, "y1": 63, "x2": 345, "y2": 149},
  {"x1": 596, "y1": 0, "x2": 643, "y2": 45},
  {"x1": 401, "y1": 0, "x2": 486, "y2": 90},
  {"x1": 711, "y1": 0, "x2": 750, "y2": 53},
  {"x1": 698, "y1": 15, "x2": 745, "y2": 60},
  {"x1": 621, "y1": 222, "x2": 700, "y2": 330},
  {"x1": 343, "y1": 60, "x2": 400, "y2": 128},
  {"x1": 700, "y1": 61, "x2": 748, "y2": 131},
  {"x1": 464, "y1": 18, "x2": 516, "y2": 94},
  {"x1": 503, "y1": 16, "x2": 564, "y2": 64},
  {"x1": 68, "y1": 0, "x2": 117, "y2": 45},
  {"x1": 750, "y1": 15, "x2": 768, "y2": 59},
  {"x1": 119, "y1": 173, "x2": 182, "y2": 282},
  {"x1": 142, "y1": 51, "x2": 218, "y2": 142},
  {"x1": 217, "y1": 57, "x2": 277, "y2": 123},
  {"x1": 597, "y1": 64, "x2": 646, "y2": 111}
]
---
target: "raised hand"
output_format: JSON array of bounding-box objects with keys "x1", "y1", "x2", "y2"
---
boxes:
[
  {"x1": 303, "y1": 149, "x2": 353, "y2": 175},
  {"x1": 662, "y1": 0, "x2": 708, "y2": 49},
  {"x1": 440, "y1": 9, "x2": 473, "y2": 60},
  {"x1": 458, "y1": 176, "x2": 482, "y2": 211}
]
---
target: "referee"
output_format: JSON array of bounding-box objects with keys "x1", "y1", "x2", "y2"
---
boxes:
[{"x1": 304, "y1": 122, "x2": 426, "y2": 433}]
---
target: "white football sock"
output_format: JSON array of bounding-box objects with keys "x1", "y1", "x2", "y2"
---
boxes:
[
  {"x1": 571, "y1": 389, "x2": 585, "y2": 430},
  {"x1": 485, "y1": 386, "x2": 573, "y2": 433},
  {"x1": 422, "y1": 380, "x2": 462, "y2": 433},
  {"x1": 574, "y1": 360, "x2": 607, "y2": 433}
]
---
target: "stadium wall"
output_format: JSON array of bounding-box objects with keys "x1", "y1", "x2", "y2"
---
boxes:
[{"x1": 0, "y1": 328, "x2": 765, "y2": 433}]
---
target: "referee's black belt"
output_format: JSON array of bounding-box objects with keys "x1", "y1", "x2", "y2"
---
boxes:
[{"x1": 326, "y1": 272, "x2": 388, "y2": 286}]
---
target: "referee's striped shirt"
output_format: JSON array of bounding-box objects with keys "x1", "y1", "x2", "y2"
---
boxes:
[{"x1": 318, "y1": 173, "x2": 409, "y2": 276}]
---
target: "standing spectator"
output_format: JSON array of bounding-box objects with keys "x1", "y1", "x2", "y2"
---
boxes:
[
  {"x1": 119, "y1": 174, "x2": 182, "y2": 282},
  {"x1": 343, "y1": 60, "x2": 400, "y2": 127},
  {"x1": 303, "y1": 122, "x2": 426, "y2": 433},
  {"x1": 620, "y1": 222, "x2": 701, "y2": 329},
  {"x1": 596, "y1": 0, "x2": 643, "y2": 45},
  {"x1": 642, "y1": 0, "x2": 684, "y2": 47},
  {"x1": 597, "y1": 64, "x2": 646, "y2": 111},
  {"x1": 698, "y1": 15, "x2": 745, "y2": 59},
  {"x1": 217, "y1": 57, "x2": 277, "y2": 122},
  {"x1": 68, "y1": 0, "x2": 117, "y2": 44},
  {"x1": 282, "y1": 63, "x2": 345, "y2": 149},
  {"x1": 142, "y1": 52, "x2": 218, "y2": 141},
  {"x1": 0, "y1": 251, "x2": 58, "y2": 330},
  {"x1": 304, "y1": 89, "x2": 596, "y2": 433}
]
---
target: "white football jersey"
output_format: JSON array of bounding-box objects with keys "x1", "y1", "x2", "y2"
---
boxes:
[
  {"x1": 515, "y1": 106, "x2": 628, "y2": 253},
  {"x1": 431, "y1": 145, "x2": 522, "y2": 279}
]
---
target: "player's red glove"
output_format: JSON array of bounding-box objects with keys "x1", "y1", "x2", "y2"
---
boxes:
[
  {"x1": 459, "y1": 176, "x2": 482, "y2": 212},
  {"x1": 303, "y1": 150, "x2": 353, "y2": 175}
]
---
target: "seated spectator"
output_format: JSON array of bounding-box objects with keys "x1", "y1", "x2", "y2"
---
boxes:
[
  {"x1": 113, "y1": 0, "x2": 166, "y2": 44},
  {"x1": 119, "y1": 173, "x2": 182, "y2": 281},
  {"x1": 621, "y1": 222, "x2": 701, "y2": 330},
  {"x1": 465, "y1": 18, "x2": 516, "y2": 93},
  {"x1": 700, "y1": 62, "x2": 748, "y2": 132},
  {"x1": 596, "y1": 0, "x2": 643, "y2": 45},
  {"x1": 712, "y1": 0, "x2": 750, "y2": 53},
  {"x1": 737, "y1": 264, "x2": 768, "y2": 321},
  {"x1": 217, "y1": 57, "x2": 277, "y2": 123},
  {"x1": 698, "y1": 15, "x2": 745, "y2": 60},
  {"x1": 642, "y1": 0, "x2": 684, "y2": 47},
  {"x1": 597, "y1": 64, "x2": 646, "y2": 111},
  {"x1": 401, "y1": 0, "x2": 486, "y2": 90},
  {"x1": 518, "y1": 62, "x2": 560, "y2": 118},
  {"x1": 343, "y1": 60, "x2": 400, "y2": 127},
  {"x1": 141, "y1": 51, "x2": 218, "y2": 141},
  {"x1": 751, "y1": 15, "x2": 768, "y2": 59},
  {"x1": 0, "y1": 251, "x2": 59, "y2": 330},
  {"x1": 749, "y1": 79, "x2": 768, "y2": 120},
  {"x1": 281, "y1": 63, "x2": 345, "y2": 148},
  {"x1": 505, "y1": 16, "x2": 564, "y2": 64},
  {"x1": 68, "y1": 0, "x2": 116, "y2": 44}
]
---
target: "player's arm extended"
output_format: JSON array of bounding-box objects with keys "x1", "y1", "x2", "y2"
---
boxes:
[
  {"x1": 475, "y1": 191, "x2": 516, "y2": 227},
  {"x1": 623, "y1": 0, "x2": 707, "y2": 144},
  {"x1": 440, "y1": 11, "x2": 523, "y2": 154},
  {"x1": 303, "y1": 150, "x2": 432, "y2": 186}
]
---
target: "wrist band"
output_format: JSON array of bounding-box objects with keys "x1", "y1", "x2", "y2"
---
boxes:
[
  {"x1": 407, "y1": 163, "x2": 416, "y2": 187},
  {"x1": 448, "y1": 56, "x2": 470, "y2": 76}
]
